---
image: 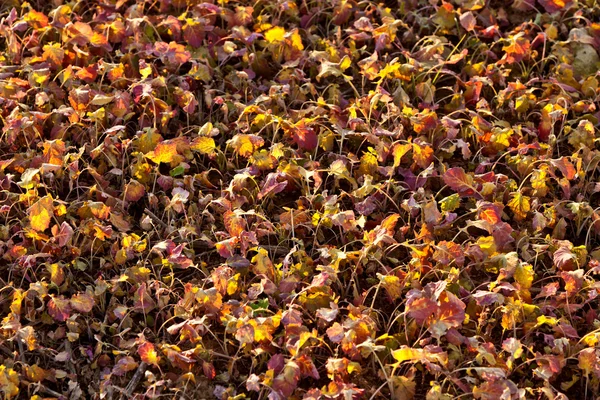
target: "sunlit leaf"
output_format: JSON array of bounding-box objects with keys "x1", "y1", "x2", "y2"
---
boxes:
[
  {"x1": 29, "y1": 195, "x2": 54, "y2": 232},
  {"x1": 138, "y1": 342, "x2": 160, "y2": 366}
]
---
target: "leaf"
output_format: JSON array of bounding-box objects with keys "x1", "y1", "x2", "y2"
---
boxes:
[
  {"x1": 406, "y1": 292, "x2": 437, "y2": 324},
  {"x1": 48, "y1": 295, "x2": 72, "y2": 322},
  {"x1": 137, "y1": 130, "x2": 163, "y2": 153},
  {"x1": 478, "y1": 202, "x2": 502, "y2": 224},
  {"x1": 138, "y1": 342, "x2": 160, "y2": 366},
  {"x1": 430, "y1": 291, "x2": 466, "y2": 337},
  {"x1": 202, "y1": 361, "x2": 216, "y2": 380},
  {"x1": 392, "y1": 347, "x2": 424, "y2": 363},
  {"x1": 392, "y1": 143, "x2": 412, "y2": 167},
  {"x1": 392, "y1": 375, "x2": 416, "y2": 400},
  {"x1": 561, "y1": 269, "x2": 584, "y2": 296},
  {"x1": 112, "y1": 356, "x2": 138, "y2": 377},
  {"x1": 134, "y1": 283, "x2": 156, "y2": 313},
  {"x1": 183, "y1": 19, "x2": 206, "y2": 48},
  {"x1": 291, "y1": 123, "x2": 318, "y2": 151},
  {"x1": 578, "y1": 348, "x2": 597, "y2": 377},
  {"x1": 440, "y1": 194, "x2": 460, "y2": 212},
  {"x1": 71, "y1": 292, "x2": 95, "y2": 313},
  {"x1": 265, "y1": 26, "x2": 286, "y2": 43},
  {"x1": 224, "y1": 210, "x2": 246, "y2": 237},
  {"x1": 459, "y1": 11, "x2": 477, "y2": 31},
  {"x1": 47, "y1": 263, "x2": 64, "y2": 286},
  {"x1": 514, "y1": 263, "x2": 534, "y2": 290},
  {"x1": 443, "y1": 168, "x2": 478, "y2": 197},
  {"x1": 551, "y1": 157, "x2": 576, "y2": 180},
  {"x1": 125, "y1": 180, "x2": 146, "y2": 202},
  {"x1": 500, "y1": 33, "x2": 531, "y2": 64},
  {"x1": 191, "y1": 137, "x2": 216, "y2": 155},
  {"x1": 508, "y1": 192, "x2": 530, "y2": 220},
  {"x1": 228, "y1": 134, "x2": 264, "y2": 157},
  {"x1": 378, "y1": 274, "x2": 403, "y2": 300},
  {"x1": 538, "y1": 0, "x2": 574, "y2": 13},
  {"x1": 251, "y1": 247, "x2": 274, "y2": 276},
  {"x1": 0, "y1": 366, "x2": 19, "y2": 399},
  {"x1": 25, "y1": 10, "x2": 49, "y2": 29},
  {"x1": 154, "y1": 41, "x2": 191, "y2": 65},
  {"x1": 29, "y1": 195, "x2": 54, "y2": 232},
  {"x1": 145, "y1": 141, "x2": 180, "y2": 164},
  {"x1": 42, "y1": 43, "x2": 65, "y2": 69},
  {"x1": 272, "y1": 361, "x2": 301, "y2": 398}
]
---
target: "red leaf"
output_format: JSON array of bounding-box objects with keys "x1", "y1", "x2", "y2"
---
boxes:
[
  {"x1": 291, "y1": 125, "x2": 318, "y2": 151},
  {"x1": 551, "y1": 157, "x2": 576, "y2": 180},
  {"x1": 202, "y1": 361, "x2": 216, "y2": 380},
  {"x1": 406, "y1": 290, "x2": 437, "y2": 324},
  {"x1": 443, "y1": 168, "x2": 478, "y2": 197},
  {"x1": 154, "y1": 41, "x2": 191, "y2": 65},
  {"x1": 48, "y1": 295, "x2": 72, "y2": 322}
]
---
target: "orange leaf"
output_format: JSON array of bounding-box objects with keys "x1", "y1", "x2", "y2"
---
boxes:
[
  {"x1": 29, "y1": 195, "x2": 54, "y2": 232},
  {"x1": 42, "y1": 139, "x2": 66, "y2": 165},
  {"x1": 42, "y1": 43, "x2": 65, "y2": 69},
  {"x1": 25, "y1": 10, "x2": 49, "y2": 30},
  {"x1": 125, "y1": 180, "x2": 146, "y2": 202},
  {"x1": 138, "y1": 342, "x2": 160, "y2": 365},
  {"x1": 47, "y1": 263, "x2": 64, "y2": 286},
  {"x1": 224, "y1": 211, "x2": 246, "y2": 237},
  {"x1": 146, "y1": 141, "x2": 180, "y2": 164}
]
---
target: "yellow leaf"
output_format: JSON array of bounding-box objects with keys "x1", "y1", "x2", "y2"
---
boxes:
[
  {"x1": 252, "y1": 247, "x2": 274, "y2": 277},
  {"x1": 145, "y1": 141, "x2": 179, "y2": 164},
  {"x1": 265, "y1": 26, "x2": 286, "y2": 43},
  {"x1": 10, "y1": 289, "x2": 23, "y2": 315},
  {"x1": 251, "y1": 150, "x2": 276, "y2": 170},
  {"x1": 491, "y1": 127, "x2": 512, "y2": 148},
  {"x1": 339, "y1": 55, "x2": 352, "y2": 71},
  {"x1": 393, "y1": 143, "x2": 412, "y2": 167},
  {"x1": 536, "y1": 315, "x2": 557, "y2": 327},
  {"x1": 136, "y1": 130, "x2": 163, "y2": 153},
  {"x1": 0, "y1": 365, "x2": 19, "y2": 399},
  {"x1": 477, "y1": 236, "x2": 496, "y2": 257},
  {"x1": 514, "y1": 263, "x2": 533, "y2": 290},
  {"x1": 530, "y1": 166, "x2": 548, "y2": 196},
  {"x1": 140, "y1": 64, "x2": 153, "y2": 79},
  {"x1": 191, "y1": 137, "x2": 216, "y2": 155},
  {"x1": 227, "y1": 273, "x2": 240, "y2": 296},
  {"x1": 378, "y1": 274, "x2": 403, "y2": 300},
  {"x1": 29, "y1": 195, "x2": 54, "y2": 232},
  {"x1": 582, "y1": 333, "x2": 598, "y2": 347},
  {"x1": 290, "y1": 30, "x2": 304, "y2": 51},
  {"x1": 358, "y1": 149, "x2": 378, "y2": 176},
  {"x1": 229, "y1": 134, "x2": 263, "y2": 158},
  {"x1": 392, "y1": 346, "x2": 424, "y2": 363},
  {"x1": 42, "y1": 43, "x2": 64, "y2": 68},
  {"x1": 48, "y1": 263, "x2": 64, "y2": 286},
  {"x1": 508, "y1": 192, "x2": 530, "y2": 220}
]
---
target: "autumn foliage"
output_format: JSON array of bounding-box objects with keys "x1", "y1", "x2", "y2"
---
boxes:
[{"x1": 1, "y1": 0, "x2": 600, "y2": 399}]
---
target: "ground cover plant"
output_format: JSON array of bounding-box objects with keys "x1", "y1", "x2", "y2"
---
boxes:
[{"x1": 0, "y1": 0, "x2": 599, "y2": 398}]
